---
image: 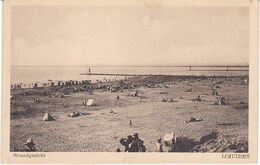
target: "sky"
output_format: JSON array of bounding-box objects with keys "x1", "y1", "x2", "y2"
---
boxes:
[{"x1": 11, "y1": 6, "x2": 249, "y2": 66}]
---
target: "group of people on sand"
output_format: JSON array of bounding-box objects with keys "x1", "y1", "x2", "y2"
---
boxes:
[
  {"x1": 156, "y1": 137, "x2": 177, "y2": 152},
  {"x1": 118, "y1": 133, "x2": 146, "y2": 152},
  {"x1": 20, "y1": 135, "x2": 171, "y2": 152},
  {"x1": 118, "y1": 133, "x2": 177, "y2": 152},
  {"x1": 13, "y1": 138, "x2": 36, "y2": 152},
  {"x1": 212, "y1": 96, "x2": 228, "y2": 105}
]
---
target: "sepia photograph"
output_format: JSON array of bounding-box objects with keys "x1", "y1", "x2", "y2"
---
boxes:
[{"x1": 2, "y1": 0, "x2": 258, "y2": 163}]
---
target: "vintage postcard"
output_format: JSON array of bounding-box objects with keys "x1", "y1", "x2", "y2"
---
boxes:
[{"x1": 1, "y1": 0, "x2": 258, "y2": 163}]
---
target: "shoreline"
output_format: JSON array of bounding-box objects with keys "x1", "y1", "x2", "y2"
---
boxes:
[{"x1": 11, "y1": 74, "x2": 248, "y2": 90}]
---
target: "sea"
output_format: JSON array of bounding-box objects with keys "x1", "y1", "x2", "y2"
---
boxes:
[{"x1": 11, "y1": 66, "x2": 249, "y2": 84}]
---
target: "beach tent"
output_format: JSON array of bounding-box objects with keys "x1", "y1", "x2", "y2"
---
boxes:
[
  {"x1": 129, "y1": 91, "x2": 138, "y2": 96},
  {"x1": 163, "y1": 131, "x2": 176, "y2": 146},
  {"x1": 36, "y1": 82, "x2": 43, "y2": 88},
  {"x1": 42, "y1": 113, "x2": 55, "y2": 121},
  {"x1": 42, "y1": 83, "x2": 48, "y2": 88},
  {"x1": 86, "y1": 99, "x2": 96, "y2": 106},
  {"x1": 29, "y1": 83, "x2": 33, "y2": 88},
  {"x1": 110, "y1": 87, "x2": 118, "y2": 92},
  {"x1": 21, "y1": 83, "x2": 27, "y2": 89},
  {"x1": 56, "y1": 81, "x2": 60, "y2": 86}
]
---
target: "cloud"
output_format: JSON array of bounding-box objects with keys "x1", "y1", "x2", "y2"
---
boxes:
[{"x1": 11, "y1": 6, "x2": 249, "y2": 66}]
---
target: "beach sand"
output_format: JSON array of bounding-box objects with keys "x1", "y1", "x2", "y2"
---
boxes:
[{"x1": 10, "y1": 75, "x2": 248, "y2": 152}]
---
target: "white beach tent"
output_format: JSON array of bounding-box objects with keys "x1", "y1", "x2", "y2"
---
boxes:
[
  {"x1": 86, "y1": 99, "x2": 96, "y2": 106},
  {"x1": 163, "y1": 131, "x2": 177, "y2": 145},
  {"x1": 42, "y1": 112, "x2": 55, "y2": 121},
  {"x1": 21, "y1": 83, "x2": 27, "y2": 89}
]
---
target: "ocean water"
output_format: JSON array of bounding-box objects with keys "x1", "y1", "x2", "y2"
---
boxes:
[{"x1": 11, "y1": 66, "x2": 249, "y2": 84}]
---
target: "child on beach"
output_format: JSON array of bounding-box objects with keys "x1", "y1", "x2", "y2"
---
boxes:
[{"x1": 155, "y1": 138, "x2": 163, "y2": 152}]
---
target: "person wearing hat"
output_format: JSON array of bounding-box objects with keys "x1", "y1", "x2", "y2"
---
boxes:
[
  {"x1": 25, "y1": 138, "x2": 36, "y2": 151},
  {"x1": 133, "y1": 133, "x2": 139, "y2": 140}
]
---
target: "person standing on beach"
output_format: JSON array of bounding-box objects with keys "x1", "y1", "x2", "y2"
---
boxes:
[
  {"x1": 138, "y1": 97, "x2": 141, "y2": 102},
  {"x1": 170, "y1": 138, "x2": 177, "y2": 152},
  {"x1": 155, "y1": 138, "x2": 163, "y2": 152}
]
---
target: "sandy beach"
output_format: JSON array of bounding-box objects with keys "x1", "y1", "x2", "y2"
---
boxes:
[{"x1": 10, "y1": 75, "x2": 248, "y2": 152}]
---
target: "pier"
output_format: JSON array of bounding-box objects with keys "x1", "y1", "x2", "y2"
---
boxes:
[
  {"x1": 80, "y1": 73, "x2": 157, "y2": 76},
  {"x1": 80, "y1": 65, "x2": 249, "y2": 76}
]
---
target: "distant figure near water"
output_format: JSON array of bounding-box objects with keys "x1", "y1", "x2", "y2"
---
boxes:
[{"x1": 89, "y1": 68, "x2": 91, "y2": 74}]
